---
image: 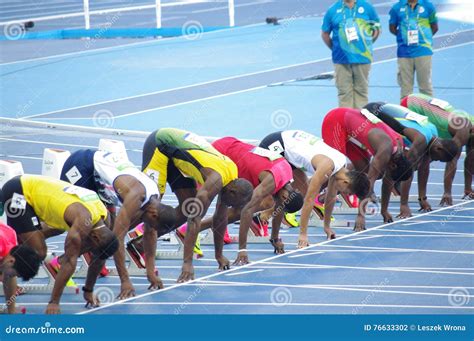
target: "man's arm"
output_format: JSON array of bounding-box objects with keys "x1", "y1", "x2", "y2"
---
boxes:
[
  {"x1": 368, "y1": 147, "x2": 391, "y2": 193},
  {"x1": 83, "y1": 254, "x2": 106, "y2": 308},
  {"x1": 381, "y1": 175, "x2": 394, "y2": 223},
  {"x1": 417, "y1": 154, "x2": 432, "y2": 211},
  {"x1": 270, "y1": 204, "x2": 285, "y2": 254},
  {"x1": 2, "y1": 268, "x2": 17, "y2": 314},
  {"x1": 441, "y1": 151, "x2": 461, "y2": 206},
  {"x1": 389, "y1": 24, "x2": 398, "y2": 36},
  {"x1": 212, "y1": 196, "x2": 230, "y2": 270},
  {"x1": 398, "y1": 175, "x2": 413, "y2": 218},
  {"x1": 431, "y1": 23, "x2": 438, "y2": 35},
  {"x1": 321, "y1": 31, "x2": 332, "y2": 50},
  {"x1": 113, "y1": 192, "x2": 143, "y2": 299},
  {"x1": 298, "y1": 161, "x2": 333, "y2": 248},
  {"x1": 234, "y1": 176, "x2": 275, "y2": 265},
  {"x1": 46, "y1": 227, "x2": 82, "y2": 314},
  {"x1": 323, "y1": 176, "x2": 338, "y2": 239},
  {"x1": 465, "y1": 137, "x2": 474, "y2": 197},
  {"x1": 143, "y1": 224, "x2": 162, "y2": 290},
  {"x1": 177, "y1": 172, "x2": 220, "y2": 282}
]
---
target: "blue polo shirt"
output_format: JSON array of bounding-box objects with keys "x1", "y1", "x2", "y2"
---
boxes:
[
  {"x1": 389, "y1": 0, "x2": 438, "y2": 58},
  {"x1": 322, "y1": 0, "x2": 380, "y2": 64}
]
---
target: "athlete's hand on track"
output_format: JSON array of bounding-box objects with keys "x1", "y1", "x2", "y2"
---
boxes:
[
  {"x1": 297, "y1": 234, "x2": 309, "y2": 249},
  {"x1": 270, "y1": 238, "x2": 285, "y2": 254},
  {"x1": 439, "y1": 193, "x2": 453, "y2": 206},
  {"x1": 45, "y1": 303, "x2": 60, "y2": 314},
  {"x1": 353, "y1": 215, "x2": 366, "y2": 232},
  {"x1": 117, "y1": 281, "x2": 136, "y2": 300},
  {"x1": 397, "y1": 204, "x2": 412, "y2": 219},
  {"x1": 216, "y1": 256, "x2": 230, "y2": 271},
  {"x1": 233, "y1": 251, "x2": 249, "y2": 266},
  {"x1": 418, "y1": 198, "x2": 432, "y2": 212},
  {"x1": 381, "y1": 211, "x2": 394, "y2": 223},
  {"x1": 147, "y1": 274, "x2": 164, "y2": 291},
  {"x1": 324, "y1": 227, "x2": 336, "y2": 240},
  {"x1": 177, "y1": 263, "x2": 194, "y2": 283},
  {"x1": 84, "y1": 291, "x2": 100, "y2": 308}
]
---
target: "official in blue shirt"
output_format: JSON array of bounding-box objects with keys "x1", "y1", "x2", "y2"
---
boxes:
[
  {"x1": 389, "y1": 0, "x2": 438, "y2": 99},
  {"x1": 322, "y1": 0, "x2": 380, "y2": 108}
]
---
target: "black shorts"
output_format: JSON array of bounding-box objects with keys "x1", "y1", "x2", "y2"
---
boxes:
[
  {"x1": 2, "y1": 176, "x2": 41, "y2": 235},
  {"x1": 142, "y1": 131, "x2": 196, "y2": 192},
  {"x1": 259, "y1": 131, "x2": 296, "y2": 170},
  {"x1": 60, "y1": 149, "x2": 116, "y2": 208}
]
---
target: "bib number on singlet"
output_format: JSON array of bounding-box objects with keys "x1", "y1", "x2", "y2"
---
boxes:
[
  {"x1": 184, "y1": 133, "x2": 211, "y2": 149},
  {"x1": 251, "y1": 147, "x2": 281, "y2": 161},
  {"x1": 405, "y1": 110, "x2": 428, "y2": 125},
  {"x1": 268, "y1": 140, "x2": 285, "y2": 154},
  {"x1": 64, "y1": 186, "x2": 99, "y2": 202},
  {"x1": 430, "y1": 98, "x2": 450, "y2": 110},
  {"x1": 360, "y1": 108, "x2": 382, "y2": 124},
  {"x1": 145, "y1": 169, "x2": 159, "y2": 182},
  {"x1": 65, "y1": 166, "x2": 82, "y2": 185}
]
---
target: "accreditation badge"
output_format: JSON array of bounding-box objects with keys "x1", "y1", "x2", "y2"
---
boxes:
[{"x1": 344, "y1": 18, "x2": 359, "y2": 42}]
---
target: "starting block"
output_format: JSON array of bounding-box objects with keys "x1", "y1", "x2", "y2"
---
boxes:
[
  {"x1": 0, "y1": 263, "x2": 79, "y2": 296},
  {"x1": 156, "y1": 232, "x2": 184, "y2": 260},
  {"x1": 98, "y1": 139, "x2": 128, "y2": 160},
  {"x1": 41, "y1": 148, "x2": 71, "y2": 179},
  {"x1": 0, "y1": 159, "x2": 24, "y2": 187},
  {"x1": 308, "y1": 212, "x2": 352, "y2": 228},
  {"x1": 201, "y1": 228, "x2": 267, "y2": 245}
]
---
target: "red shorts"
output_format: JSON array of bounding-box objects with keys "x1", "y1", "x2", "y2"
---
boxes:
[{"x1": 321, "y1": 108, "x2": 371, "y2": 162}]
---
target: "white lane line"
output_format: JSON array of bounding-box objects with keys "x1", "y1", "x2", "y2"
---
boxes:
[
  {"x1": 196, "y1": 280, "x2": 473, "y2": 299},
  {"x1": 79, "y1": 200, "x2": 473, "y2": 314},
  {"x1": 318, "y1": 244, "x2": 474, "y2": 255},
  {"x1": 381, "y1": 228, "x2": 474, "y2": 236},
  {"x1": 347, "y1": 235, "x2": 381, "y2": 241},
  {"x1": 288, "y1": 251, "x2": 324, "y2": 259},
  {"x1": 263, "y1": 261, "x2": 474, "y2": 276},
  {"x1": 402, "y1": 220, "x2": 474, "y2": 225},
  {"x1": 225, "y1": 269, "x2": 264, "y2": 277}
]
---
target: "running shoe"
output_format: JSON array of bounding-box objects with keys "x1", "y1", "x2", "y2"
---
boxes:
[
  {"x1": 82, "y1": 252, "x2": 110, "y2": 277},
  {"x1": 250, "y1": 213, "x2": 269, "y2": 237},
  {"x1": 176, "y1": 224, "x2": 204, "y2": 258},
  {"x1": 128, "y1": 223, "x2": 145, "y2": 239},
  {"x1": 283, "y1": 212, "x2": 299, "y2": 227},
  {"x1": 126, "y1": 238, "x2": 146, "y2": 268},
  {"x1": 313, "y1": 195, "x2": 335, "y2": 221},
  {"x1": 45, "y1": 256, "x2": 77, "y2": 287}
]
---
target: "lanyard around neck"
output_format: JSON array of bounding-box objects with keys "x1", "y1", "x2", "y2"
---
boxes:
[
  {"x1": 406, "y1": 3, "x2": 420, "y2": 22},
  {"x1": 342, "y1": 1, "x2": 357, "y2": 22}
]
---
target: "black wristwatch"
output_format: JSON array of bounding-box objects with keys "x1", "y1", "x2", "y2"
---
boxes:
[
  {"x1": 418, "y1": 196, "x2": 427, "y2": 201},
  {"x1": 82, "y1": 286, "x2": 93, "y2": 293}
]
